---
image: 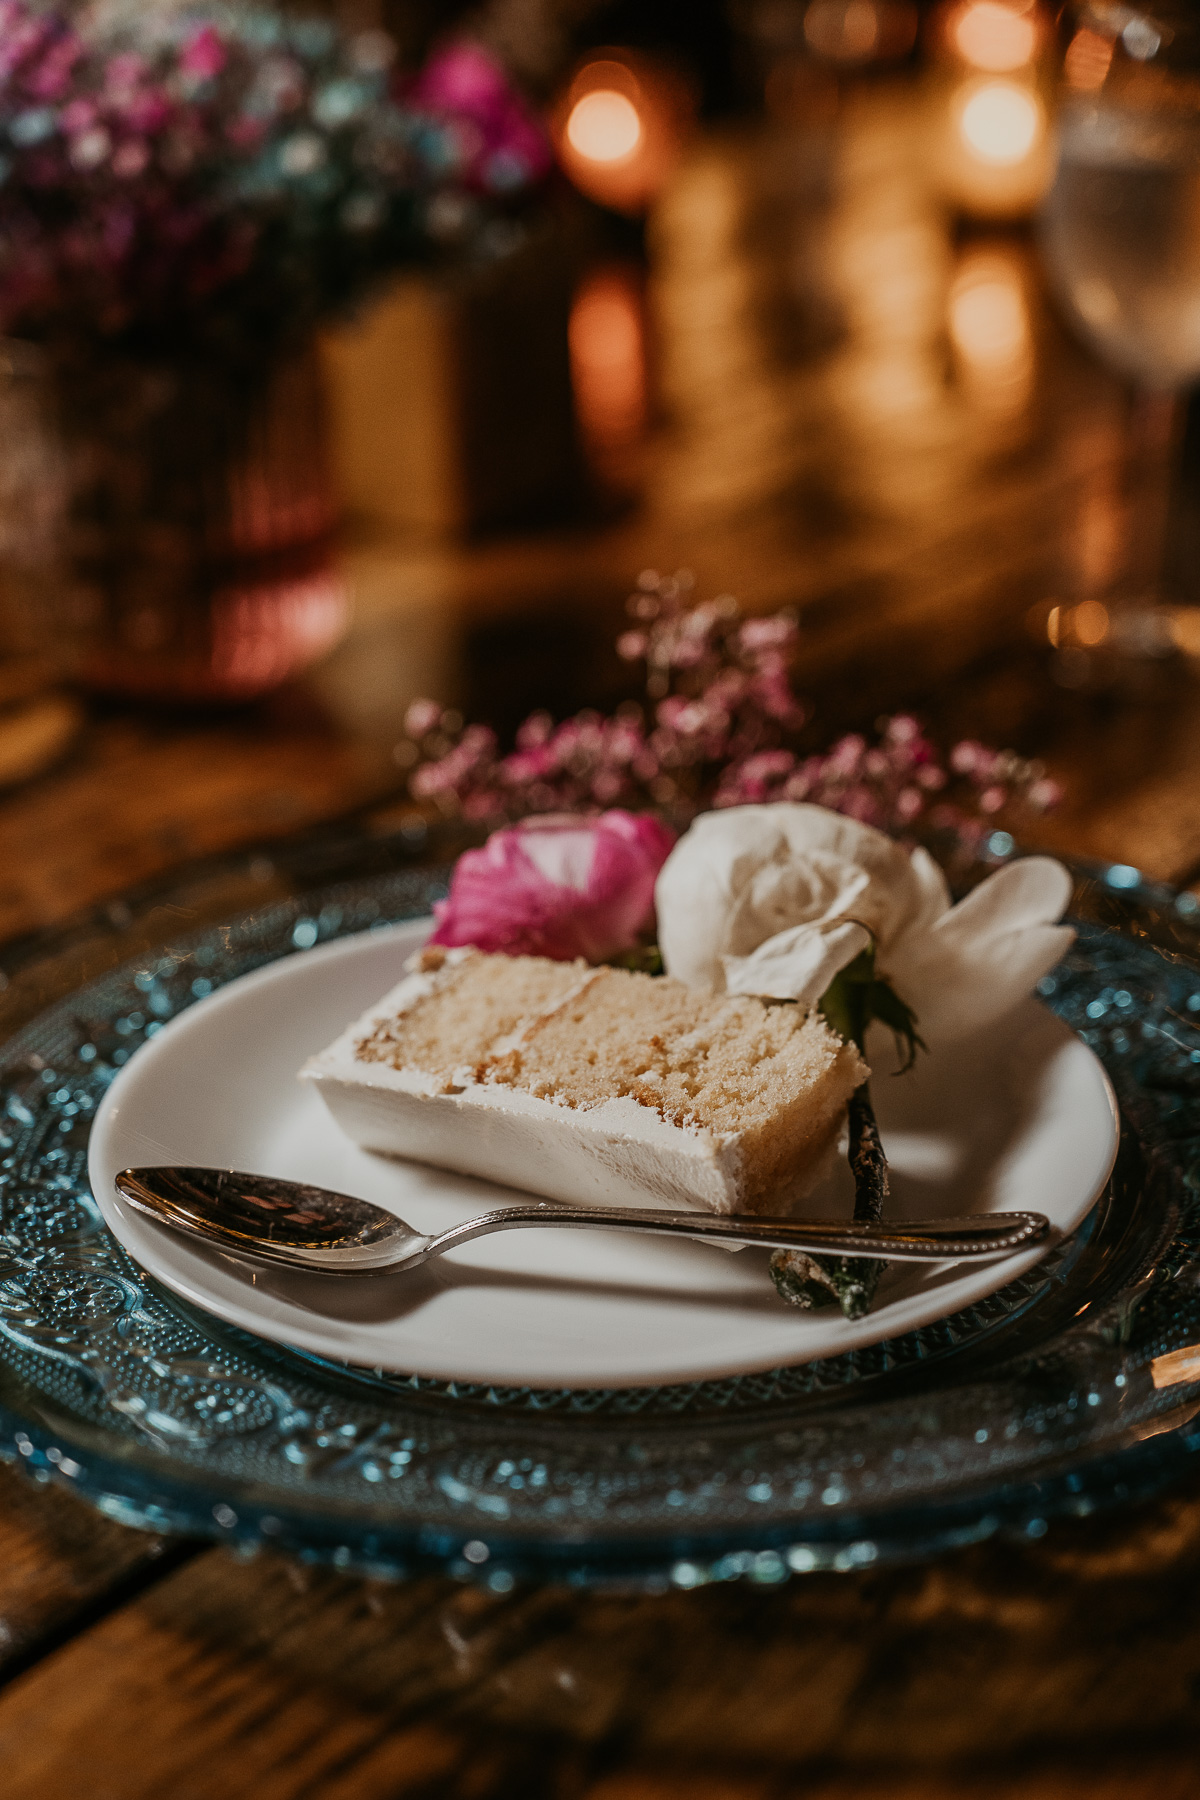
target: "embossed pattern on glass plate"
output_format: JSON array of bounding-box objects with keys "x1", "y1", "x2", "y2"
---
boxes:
[{"x1": 0, "y1": 857, "x2": 1199, "y2": 1590}]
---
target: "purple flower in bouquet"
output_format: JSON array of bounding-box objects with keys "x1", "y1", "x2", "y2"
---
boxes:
[
  {"x1": 429, "y1": 811, "x2": 676, "y2": 963},
  {"x1": 0, "y1": 4, "x2": 553, "y2": 353}
]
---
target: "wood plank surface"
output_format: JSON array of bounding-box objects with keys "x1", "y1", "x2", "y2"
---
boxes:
[
  {"x1": 0, "y1": 1462, "x2": 190, "y2": 1684},
  {"x1": 0, "y1": 711, "x2": 394, "y2": 948},
  {"x1": 4, "y1": 1482, "x2": 1200, "y2": 1798}
]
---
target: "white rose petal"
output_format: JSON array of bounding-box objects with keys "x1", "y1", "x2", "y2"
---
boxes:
[
  {"x1": 656, "y1": 803, "x2": 1073, "y2": 1051},
  {"x1": 656, "y1": 804, "x2": 936, "y2": 998},
  {"x1": 905, "y1": 844, "x2": 955, "y2": 934},
  {"x1": 722, "y1": 918, "x2": 871, "y2": 1005},
  {"x1": 882, "y1": 856, "x2": 1074, "y2": 1045}
]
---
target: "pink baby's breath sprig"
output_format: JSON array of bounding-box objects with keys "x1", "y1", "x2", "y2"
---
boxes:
[
  {"x1": 403, "y1": 572, "x2": 1060, "y2": 849},
  {"x1": 715, "y1": 713, "x2": 1060, "y2": 850}
]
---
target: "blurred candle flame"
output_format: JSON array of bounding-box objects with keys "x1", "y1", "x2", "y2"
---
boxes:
[
  {"x1": 1072, "y1": 599, "x2": 1110, "y2": 647},
  {"x1": 932, "y1": 0, "x2": 1050, "y2": 214},
  {"x1": 1037, "y1": 598, "x2": 1111, "y2": 652},
  {"x1": 956, "y1": 78, "x2": 1043, "y2": 165},
  {"x1": 566, "y1": 89, "x2": 642, "y2": 164},
  {"x1": 569, "y1": 266, "x2": 647, "y2": 455},
  {"x1": 553, "y1": 53, "x2": 691, "y2": 215},
  {"x1": 950, "y1": 264, "x2": 1028, "y2": 358},
  {"x1": 948, "y1": 247, "x2": 1033, "y2": 412},
  {"x1": 952, "y1": 1, "x2": 1037, "y2": 72}
]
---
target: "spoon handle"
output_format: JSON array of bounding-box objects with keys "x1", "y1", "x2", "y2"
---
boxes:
[{"x1": 427, "y1": 1205, "x2": 1050, "y2": 1263}]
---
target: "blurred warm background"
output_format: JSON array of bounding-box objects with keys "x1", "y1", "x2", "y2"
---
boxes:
[
  {"x1": 6, "y1": 10, "x2": 1200, "y2": 1799},
  {"x1": 1, "y1": 0, "x2": 1199, "y2": 945}
]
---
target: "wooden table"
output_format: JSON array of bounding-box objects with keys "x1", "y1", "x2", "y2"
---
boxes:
[{"x1": 2, "y1": 83, "x2": 1200, "y2": 1798}]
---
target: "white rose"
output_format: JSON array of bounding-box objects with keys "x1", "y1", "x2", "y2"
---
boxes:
[{"x1": 655, "y1": 803, "x2": 1074, "y2": 1048}]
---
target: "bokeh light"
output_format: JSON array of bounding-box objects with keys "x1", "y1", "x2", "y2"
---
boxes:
[
  {"x1": 553, "y1": 53, "x2": 692, "y2": 215},
  {"x1": 1073, "y1": 599, "x2": 1111, "y2": 647},
  {"x1": 569, "y1": 266, "x2": 647, "y2": 455},
  {"x1": 566, "y1": 89, "x2": 642, "y2": 164},
  {"x1": 952, "y1": 2, "x2": 1037, "y2": 72},
  {"x1": 948, "y1": 248, "x2": 1033, "y2": 412},
  {"x1": 1040, "y1": 598, "x2": 1112, "y2": 653},
  {"x1": 957, "y1": 79, "x2": 1042, "y2": 165},
  {"x1": 950, "y1": 268, "x2": 1026, "y2": 361},
  {"x1": 1064, "y1": 26, "x2": 1114, "y2": 91}
]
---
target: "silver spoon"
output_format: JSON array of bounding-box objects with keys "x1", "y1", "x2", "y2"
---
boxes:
[{"x1": 114, "y1": 1167, "x2": 1050, "y2": 1277}]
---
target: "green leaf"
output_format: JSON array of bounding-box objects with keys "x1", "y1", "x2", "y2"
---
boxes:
[
  {"x1": 608, "y1": 943, "x2": 664, "y2": 976},
  {"x1": 816, "y1": 946, "x2": 876, "y2": 1047},
  {"x1": 816, "y1": 939, "x2": 924, "y2": 1069},
  {"x1": 867, "y1": 977, "x2": 926, "y2": 1072}
]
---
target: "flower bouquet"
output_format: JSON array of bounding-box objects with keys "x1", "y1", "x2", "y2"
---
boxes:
[
  {"x1": 0, "y1": 3, "x2": 552, "y2": 696},
  {"x1": 403, "y1": 573, "x2": 1071, "y2": 1318},
  {"x1": 0, "y1": 5, "x2": 550, "y2": 354}
]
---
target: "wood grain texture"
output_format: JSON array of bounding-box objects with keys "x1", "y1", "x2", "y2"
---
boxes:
[
  {"x1": 4, "y1": 1484, "x2": 1200, "y2": 1797},
  {"x1": 0, "y1": 714, "x2": 392, "y2": 947},
  {"x1": 0, "y1": 1462, "x2": 188, "y2": 1682}
]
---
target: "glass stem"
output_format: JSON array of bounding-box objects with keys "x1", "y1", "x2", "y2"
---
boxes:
[{"x1": 1126, "y1": 386, "x2": 1181, "y2": 606}]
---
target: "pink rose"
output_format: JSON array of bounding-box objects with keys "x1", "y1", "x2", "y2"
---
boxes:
[{"x1": 429, "y1": 811, "x2": 676, "y2": 962}]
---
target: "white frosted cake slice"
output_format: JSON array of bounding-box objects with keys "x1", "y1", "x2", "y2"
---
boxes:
[{"x1": 301, "y1": 948, "x2": 867, "y2": 1216}]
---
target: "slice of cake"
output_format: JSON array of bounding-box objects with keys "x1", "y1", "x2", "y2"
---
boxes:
[{"x1": 302, "y1": 948, "x2": 867, "y2": 1216}]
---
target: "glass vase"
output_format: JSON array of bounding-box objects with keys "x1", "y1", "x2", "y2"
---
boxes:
[{"x1": 34, "y1": 340, "x2": 349, "y2": 702}]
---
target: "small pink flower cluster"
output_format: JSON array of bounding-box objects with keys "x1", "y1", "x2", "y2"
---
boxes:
[
  {"x1": 410, "y1": 571, "x2": 809, "y2": 821},
  {"x1": 714, "y1": 715, "x2": 1060, "y2": 848},
  {"x1": 404, "y1": 571, "x2": 1060, "y2": 849},
  {"x1": 0, "y1": 6, "x2": 551, "y2": 349}
]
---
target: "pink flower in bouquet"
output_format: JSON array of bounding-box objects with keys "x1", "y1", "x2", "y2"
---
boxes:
[
  {"x1": 403, "y1": 573, "x2": 1061, "y2": 847},
  {"x1": 179, "y1": 27, "x2": 228, "y2": 84},
  {"x1": 409, "y1": 41, "x2": 552, "y2": 194},
  {"x1": 24, "y1": 30, "x2": 78, "y2": 102},
  {"x1": 0, "y1": 7, "x2": 554, "y2": 349},
  {"x1": 429, "y1": 811, "x2": 676, "y2": 963}
]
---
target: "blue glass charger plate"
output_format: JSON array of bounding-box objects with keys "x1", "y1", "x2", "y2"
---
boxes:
[{"x1": 1, "y1": 838, "x2": 1200, "y2": 1590}]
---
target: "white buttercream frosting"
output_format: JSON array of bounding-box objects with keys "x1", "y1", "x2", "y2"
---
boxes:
[
  {"x1": 302, "y1": 1012, "x2": 747, "y2": 1215},
  {"x1": 298, "y1": 947, "x2": 862, "y2": 1217}
]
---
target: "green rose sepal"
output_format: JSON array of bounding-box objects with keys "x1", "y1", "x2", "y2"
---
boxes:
[{"x1": 770, "y1": 944, "x2": 923, "y2": 1320}]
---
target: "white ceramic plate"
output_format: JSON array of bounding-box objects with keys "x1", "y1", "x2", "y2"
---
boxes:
[{"x1": 88, "y1": 920, "x2": 1119, "y2": 1389}]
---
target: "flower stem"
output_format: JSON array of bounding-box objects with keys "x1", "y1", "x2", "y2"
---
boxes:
[
  {"x1": 769, "y1": 1081, "x2": 891, "y2": 1319},
  {"x1": 848, "y1": 1082, "x2": 889, "y2": 1225}
]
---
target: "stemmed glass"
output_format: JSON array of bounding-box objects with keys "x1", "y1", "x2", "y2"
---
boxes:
[{"x1": 1040, "y1": 2, "x2": 1200, "y2": 650}]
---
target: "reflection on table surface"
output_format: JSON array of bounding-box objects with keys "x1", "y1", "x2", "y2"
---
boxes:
[{"x1": 2, "y1": 80, "x2": 1200, "y2": 951}]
